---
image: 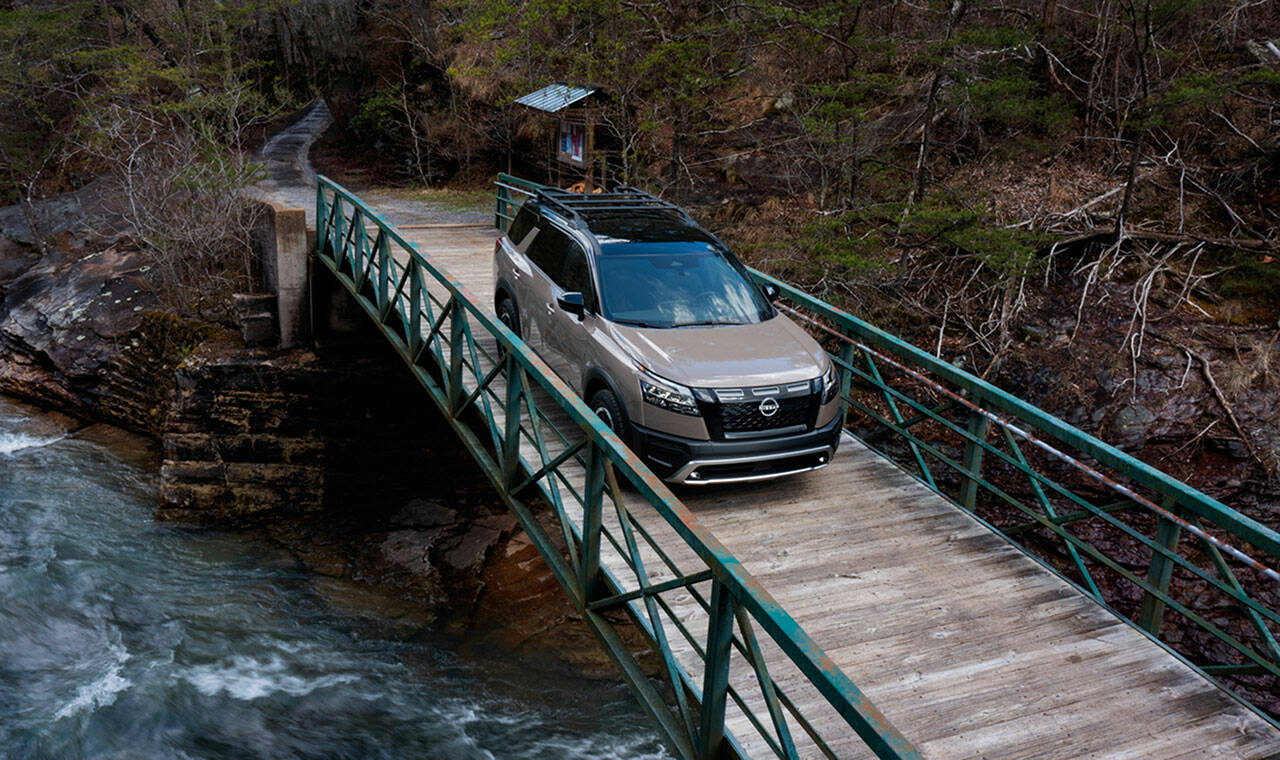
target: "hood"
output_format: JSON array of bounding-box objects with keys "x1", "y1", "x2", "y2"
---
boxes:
[{"x1": 606, "y1": 315, "x2": 828, "y2": 388}]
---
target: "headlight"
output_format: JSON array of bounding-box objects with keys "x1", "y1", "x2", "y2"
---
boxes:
[
  {"x1": 820, "y1": 363, "x2": 839, "y2": 404},
  {"x1": 640, "y1": 375, "x2": 701, "y2": 416}
]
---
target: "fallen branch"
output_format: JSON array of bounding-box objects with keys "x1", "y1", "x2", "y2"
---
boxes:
[
  {"x1": 1051, "y1": 170, "x2": 1155, "y2": 220},
  {"x1": 1158, "y1": 419, "x2": 1219, "y2": 464},
  {"x1": 1051, "y1": 227, "x2": 1278, "y2": 253},
  {"x1": 1185, "y1": 346, "x2": 1270, "y2": 476}
]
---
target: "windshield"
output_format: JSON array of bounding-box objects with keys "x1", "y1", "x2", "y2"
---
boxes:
[{"x1": 596, "y1": 241, "x2": 774, "y2": 328}]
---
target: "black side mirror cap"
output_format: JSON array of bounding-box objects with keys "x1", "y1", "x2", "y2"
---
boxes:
[{"x1": 557, "y1": 291, "x2": 585, "y2": 318}]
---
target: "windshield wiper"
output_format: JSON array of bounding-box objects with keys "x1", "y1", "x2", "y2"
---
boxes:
[
  {"x1": 613, "y1": 318, "x2": 669, "y2": 328},
  {"x1": 671, "y1": 320, "x2": 747, "y2": 328}
]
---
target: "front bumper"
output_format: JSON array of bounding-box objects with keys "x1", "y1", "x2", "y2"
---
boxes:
[{"x1": 631, "y1": 414, "x2": 843, "y2": 485}]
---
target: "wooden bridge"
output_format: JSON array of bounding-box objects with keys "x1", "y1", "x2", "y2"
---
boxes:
[{"x1": 310, "y1": 175, "x2": 1280, "y2": 759}]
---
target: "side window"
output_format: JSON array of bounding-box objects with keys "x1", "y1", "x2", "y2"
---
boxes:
[
  {"x1": 559, "y1": 243, "x2": 594, "y2": 306},
  {"x1": 526, "y1": 224, "x2": 568, "y2": 280},
  {"x1": 506, "y1": 207, "x2": 536, "y2": 249}
]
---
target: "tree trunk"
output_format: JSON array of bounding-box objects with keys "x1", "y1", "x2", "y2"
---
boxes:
[
  {"x1": 1041, "y1": 0, "x2": 1057, "y2": 37},
  {"x1": 908, "y1": 0, "x2": 966, "y2": 208},
  {"x1": 909, "y1": 72, "x2": 944, "y2": 207}
]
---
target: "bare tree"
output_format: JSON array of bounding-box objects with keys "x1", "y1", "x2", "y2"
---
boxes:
[{"x1": 908, "y1": 0, "x2": 967, "y2": 209}]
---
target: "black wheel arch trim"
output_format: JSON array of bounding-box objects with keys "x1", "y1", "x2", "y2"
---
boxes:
[
  {"x1": 494, "y1": 277, "x2": 517, "y2": 311},
  {"x1": 584, "y1": 368, "x2": 634, "y2": 445}
]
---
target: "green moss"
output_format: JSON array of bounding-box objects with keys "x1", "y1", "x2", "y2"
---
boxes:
[
  {"x1": 386, "y1": 187, "x2": 492, "y2": 213},
  {"x1": 139, "y1": 312, "x2": 214, "y2": 364},
  {"x1": 1213, "y1": 253, "x2": 1280, "y2": 305},
  {"x1": 957, "y1": 68, "x2": 1072, "y2": 135},
  {"x1": 789, "y1": 197, "x2": 1049, "y2": 280}
]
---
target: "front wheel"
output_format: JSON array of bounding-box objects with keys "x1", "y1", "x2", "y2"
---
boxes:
[{"x1": 589, "y1": 388, "x2": 629, "y2": 442}]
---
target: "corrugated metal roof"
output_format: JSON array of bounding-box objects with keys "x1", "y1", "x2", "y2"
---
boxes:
[{"x1": 513, "y1": 84, "x2": 597, "y2": 113}]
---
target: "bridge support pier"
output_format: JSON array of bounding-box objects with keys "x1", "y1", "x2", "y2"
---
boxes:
[{"x1": 254, "y1": 201, "x2": 311, "y2": 348}]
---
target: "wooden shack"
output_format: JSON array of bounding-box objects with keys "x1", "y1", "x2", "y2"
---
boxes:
[{"x1": 513, "y1": 83, "x2": 610, "y2": 191}]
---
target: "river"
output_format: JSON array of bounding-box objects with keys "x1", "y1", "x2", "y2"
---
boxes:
[{"x1": 0, "y1": 396, "x2": 671, "y2": 759}]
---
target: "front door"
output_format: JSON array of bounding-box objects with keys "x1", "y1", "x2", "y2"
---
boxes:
[
  {"x1": 520, "y1": 223, "x2": 588, "y2": 387},
  {"x1": 542, "y1": 237, "x2": 595, "y2": 391}
]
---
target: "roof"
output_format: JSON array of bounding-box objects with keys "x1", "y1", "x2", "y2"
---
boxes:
[
  {"x1": 513, "y1": 83, "x2": 597, "y2": 113},
  {"x1": 588, "y1": 213, "x2": 715, "y2": 248},
  {"x1": 525, "y1": 191, "x2": 714, "y2": 248}
]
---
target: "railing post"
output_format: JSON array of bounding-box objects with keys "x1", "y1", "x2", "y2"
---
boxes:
[
  {"x1": 837, "y1": 331, "x2": 858, "y2": 421},
  {"x1": 447, "y1": 300, "x2": 466, "y2": 413},
  {"x1": 333, "y1": 195, "x2": 347, "y2": 269},
  {"x1": 408, "y1": 265, "x2": 422, "y2": 356},
  {"x1": 1138, "y1": 498, "x2": 1182, "y2": 636},
  {"x1": 501, "y1": 359, "x2": 525, "y2": 488},
  {"x1": 958, "y1": 408, "x2": 989, "y2": 510},
  {"x1": 579, "y1": 445, "x2": 607, "y2": 600},
  {"x1": 698, "y1": 579, "x2": 735, "y2": 760},
  {"x1": 355, "y1": 210, "x2": 368, "y2": 288},
  {"x1": 377, "y1": 231, "x2": 390, "y2": 309},
  {"x1": 495, "y1": 182, "x2": 511, "y2": 231},
  {"x1": 315, "y1": 184, "x2": 327, "y2": 253}
]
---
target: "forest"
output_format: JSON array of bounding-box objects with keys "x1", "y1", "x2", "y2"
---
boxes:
[
  {"x1": 6, "y1": 0, "x2": 1275, "y2": 482},
  {"x1": 1, "y1": 0, "x2": 1279, "y2": 724}
]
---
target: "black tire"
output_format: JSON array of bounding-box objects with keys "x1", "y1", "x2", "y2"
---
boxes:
[
  {"x1": 589, "y1": 388, "x2": 630, "y2": 441},
  {"x1": 496, "y1": 295, "x2": 520, "y2": 339}
]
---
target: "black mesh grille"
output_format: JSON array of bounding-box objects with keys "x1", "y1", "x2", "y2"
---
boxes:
[{"x1": 716, "y1": 395, "x2": 816, "y2": 433}]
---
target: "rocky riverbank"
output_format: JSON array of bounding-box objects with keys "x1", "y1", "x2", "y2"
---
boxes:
[{"x1": 0, "y1": 196, "x2": 644, "y2": 676}]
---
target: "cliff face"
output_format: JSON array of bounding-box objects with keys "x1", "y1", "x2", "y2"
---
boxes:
[
  {"x1": 156, "y1": 338, "x2": 504, "y2": 615},
  {"x1": 0, "y1": 197, "x2": 175, "y2": 432}
]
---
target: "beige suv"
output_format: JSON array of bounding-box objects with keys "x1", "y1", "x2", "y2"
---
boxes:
[{"x1": 494, "y1": 187, "x2": 841, "y2": 484}]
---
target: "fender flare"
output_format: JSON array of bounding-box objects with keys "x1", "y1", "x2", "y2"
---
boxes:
[
  {"x1": 493, "y1": 277, "x2": 517, "y2": 310},
  {"x1": 583, "y1": 367, "x2": 635, "y2": 444}
]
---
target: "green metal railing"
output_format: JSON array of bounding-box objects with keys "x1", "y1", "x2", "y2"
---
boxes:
[
  {"x1": 317, "y1": 175, "x2": 921, "y2": 760},
  {"x1": 753, "y1": 274, "x2": 1280, "y2": 704},
  {"x1": 495, "y1": 173, "x2": 1280, "y2": 720}
]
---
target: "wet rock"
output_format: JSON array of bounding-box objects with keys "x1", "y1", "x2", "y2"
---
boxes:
[
  {"x1": 379, "y1": 528, "x2": 449, "y2": 571},
  {"x1": 311, "y1": 574, "x2": 438, "y2": 633},
  {"x1": 1110, "y1": 404, "x2": 1156, "y2": 450},
  {"x1": 391, "y1": 499, "x2": 458, "y2": 529},
  {"x1": 464, "y1": 526, "x2": 663, "y2": 679},
  {"x1": 475, "y1": 513, "x2": 518, "y2": 538},
  {"x1": 0, "y1": 181, "x2": 108, "y2": 249},
  {"x1": 0, "y1": 241, "x2": 39, "y2": 284},
  {"x1": 364, "y1": 528, "x2": 447, "y2": 604},
  {"x1": 0, "y1": 240, "x2": 159, "y2": 425},
  {"x1": 1094, "y1": 368, "x2": 1121, "y2": 395},
  {"x1": 440, "y1": 524, "x2": 501, "y2": 577},
  {"x1": 1208, "y1": 436, "x2": 1251, "y2": 460}
]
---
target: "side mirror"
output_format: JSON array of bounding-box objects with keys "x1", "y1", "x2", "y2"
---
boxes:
[
  {"x1": 557, "y1": 291, "x2": 585, "y2": 318},
  {"x1": 762, "y1": 283, "x2": 780, "y2": 300}
]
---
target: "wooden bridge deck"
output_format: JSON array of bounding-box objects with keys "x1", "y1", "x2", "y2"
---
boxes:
[{"x1": 392, "y1": 224, "x2": 1280, "y2": 759}]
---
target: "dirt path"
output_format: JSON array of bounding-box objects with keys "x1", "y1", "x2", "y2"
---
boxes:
[{"x1": 252, "y1": 101, "x2": 489, "y2": 228}]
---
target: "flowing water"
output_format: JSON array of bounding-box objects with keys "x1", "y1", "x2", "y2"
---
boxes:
[{"x1": 0, "y1": 397, "x2": 671, "y2": 759}]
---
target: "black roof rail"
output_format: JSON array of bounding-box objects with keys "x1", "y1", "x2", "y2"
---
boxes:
[{"x1": 532, "y1": 185, "x2": 697, "y2": 228}]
